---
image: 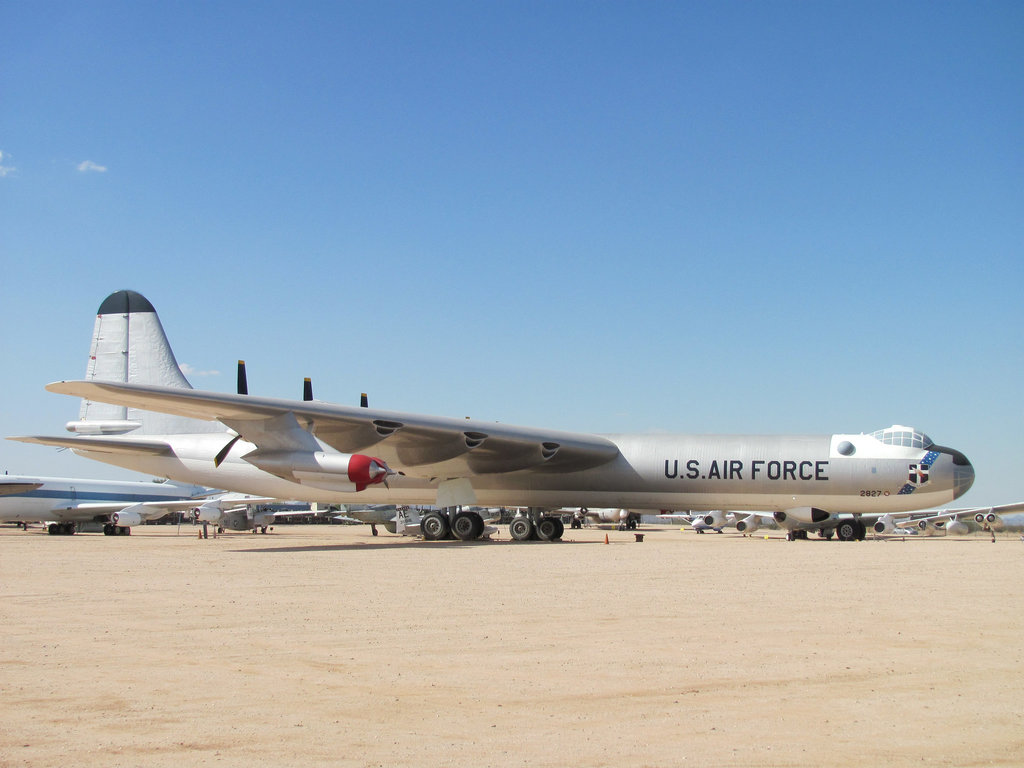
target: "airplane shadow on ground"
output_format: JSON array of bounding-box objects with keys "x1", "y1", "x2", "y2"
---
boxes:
[{"x1": 234, "y1": 538, "x2": 608, "y2": 554}]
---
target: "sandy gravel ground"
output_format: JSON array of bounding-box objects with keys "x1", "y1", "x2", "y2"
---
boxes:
[{"x1": 2, "y1": 523, "x2": 1022, "y2": 768}]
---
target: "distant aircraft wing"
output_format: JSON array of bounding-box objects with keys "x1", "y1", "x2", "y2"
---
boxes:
[
  {"x1": 42, "y1": 381, "x2": 621, "y2": 478},
  {"x1": 890, "y1": 502, "x2": 1024, "y2": 525}
]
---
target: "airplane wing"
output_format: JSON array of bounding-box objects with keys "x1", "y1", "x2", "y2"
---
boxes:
[
  {"x1": 40, "y1": 381, "x2": 621, "y2": 477},
  {"x1": 656, "y1": 513, "x2": 694, "y2": 522},
  {"x1": 888, "y1": 502, "x2": 1024, "y2": 524}
]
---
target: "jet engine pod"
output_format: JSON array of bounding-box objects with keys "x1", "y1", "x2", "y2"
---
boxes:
[
  {"x1": 945, "y1": 519, "x2": 969, "y2": 536},
  {"x1": 735, "y1": 515, "x2": 760, "y2": 533},
  {"x1": 702, "y1": 510, "x2": 727, "y2": 528},
  {"x1": 195, "y1": 505, "x2": 224, "y2": 523},
  {"x1": 111, "y1": 509, "x2": 143, "y2": 527},
  {"x1": 873, "y1": 514, "x2": 895, "y2": 534},
  {"x1": 774, "y1": 507, "x2": 830, "y2": 525}
]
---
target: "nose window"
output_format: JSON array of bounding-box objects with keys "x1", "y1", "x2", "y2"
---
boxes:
[{"x1": 870, "y1": 426, "x2": 933, "y2": 449}]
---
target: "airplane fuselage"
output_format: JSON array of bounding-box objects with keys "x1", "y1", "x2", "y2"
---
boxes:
[
  {"x1": 66, "y1": 427, "x2": 971, "y2": 516},
  {"x1": 0, "y1": 475, "x2": 205, "y2": 524}
]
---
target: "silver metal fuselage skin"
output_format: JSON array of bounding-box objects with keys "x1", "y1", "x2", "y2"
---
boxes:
[{"x1": 68, "y1": 428, "x2": 968, "y2": 515}]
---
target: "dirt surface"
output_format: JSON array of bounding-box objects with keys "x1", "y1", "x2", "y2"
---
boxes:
[{"x1": 2, "y1": 523, "x2": 1022, "y2": 767}]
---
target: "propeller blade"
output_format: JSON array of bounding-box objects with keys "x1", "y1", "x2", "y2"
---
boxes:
[
  {"x1": 237, "y1": 360, "x2": 248, "y2": 395},
  {"x1": 214, "y1": 434, "x2": 242, "y2": 467},
  {"x1": 303, "y1": 378, "x2": 313, "y2": 402}
]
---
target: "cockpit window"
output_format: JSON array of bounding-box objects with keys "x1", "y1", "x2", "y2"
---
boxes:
[{"x1": 869, "y1": 426, "x2": 933, "y2": 449}]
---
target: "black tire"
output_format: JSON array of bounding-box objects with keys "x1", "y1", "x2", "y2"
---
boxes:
[
  {"x1": 552, "y1": 518, "x2": 564, "y2": 540},
  {"x1": 451, "y1": 512, "x2": 480, "y2": 541},
  {"x1": 421, "y1": 512, "x2": 449, "y2": 541},
  {"x1": 836, "y1": 520, "x2": 858, "y2": 541},
  {"x1": 536, "y1": 517, "x2": 559, "y2": 541},
  {"x1": 509, "y1": 517, "x2": 534, "y2": 541}
]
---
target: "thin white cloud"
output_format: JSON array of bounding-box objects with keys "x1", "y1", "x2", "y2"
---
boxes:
[
  {"x1": 0, "y1": 150, "x2": 14, "y2": 177},
  {"x1": 77, "y1": 160, "x2": 107, "y2": 173},
  {"x1": 179, "y1": 363, "x2": 221, "y2": 378}
]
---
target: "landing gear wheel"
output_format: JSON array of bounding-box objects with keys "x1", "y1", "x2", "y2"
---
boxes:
[
  {"x1": 509, "y1": 516, "x2": 534, "y2": 541},
  {"x1": 420, "y1": 511, "x2": 449, "y2": 541},
  {"x1": 536, "y1": 517, "x2": 560, "y2": 541},
  {"x1": 836, "y1": 520, "x2": 859, "y2": 541},
  {"x1": 451, "y1": 512, "x2": 484, "y2": 541}
]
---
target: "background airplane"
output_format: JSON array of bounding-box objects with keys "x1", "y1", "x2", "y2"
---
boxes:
[
  {"x1": 0, "y1": 474, "x2": 208, "y2": 535},
  {"x1": 189, "y1": 493, "x2": 287, "y2": 534},
  {"x1": 12, "y1": 291, "x2": 976, "y2": 543}
]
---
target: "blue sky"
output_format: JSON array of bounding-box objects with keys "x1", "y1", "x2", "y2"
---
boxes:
[{"x1": 2, "y1": 1, "x2": 1021, "y2": 507}]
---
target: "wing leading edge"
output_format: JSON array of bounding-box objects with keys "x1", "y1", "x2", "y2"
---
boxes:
[{"x1": 42, "y1": 380, "x2": 621, "y2": 477}]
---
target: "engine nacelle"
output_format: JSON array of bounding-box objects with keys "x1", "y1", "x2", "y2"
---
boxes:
[
  {"x1": 917, "y1": 518, "x2": 942, "y2": 535},
  {"x1": 945, "y1": 519, "x2": 969, "y2": 536},
  {"x1": 247, "y1": 451, "x2": 390, "y2": 492},
  {"x1": 873, "y1": 515, "x2": 896, "y2": 534},
  {"x1": 194, "y1": 504, "x2": 224, "y2": 523},
  {"x1": 735, "y1": 514, "x2": 760, "y2": 533},
  {"x1": 111, "y1": 509, "x2": 143, "y2": 527},
  {"x1": 774, "y1": 507, "x2": 830, "y2": 525},
  {"x1": 587, "y1": 508, "x2": 628, "y2": 524},
  {"x1": 974, "y1": 510, "x2": 1000, "y2": 528},
  {"x1": 701, "y1": 510, "x2": 727, "y2": 528}
]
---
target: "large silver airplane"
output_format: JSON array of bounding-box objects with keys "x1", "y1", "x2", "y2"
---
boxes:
[
  {"x1": 11, "y1": 291, "x2": 976, "y2": 542},
  {"x1": 0, "y1": 473, "x2": 208, "y2": 535}
]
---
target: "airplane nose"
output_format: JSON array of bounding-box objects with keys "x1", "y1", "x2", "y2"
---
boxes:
[
  {"x1": 953, "y1": 459, "x2": 975, "y2": 499},
  {"x1": 931, "y1": 444, "x2": 974, "y2": 499}
]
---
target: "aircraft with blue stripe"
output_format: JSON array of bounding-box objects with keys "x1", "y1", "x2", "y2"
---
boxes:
[{"x1": 0, "y1": 474, "x2": 209, "y2": 535}]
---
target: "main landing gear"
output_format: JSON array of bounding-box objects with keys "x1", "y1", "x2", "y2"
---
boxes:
[
  {"x1": 509, "y1": 508, "x2": 564, "y2": 542},
  {"x1": 420, "y1": 508, "x2": 487, "y2": 542},
  {"x1": 834, "y1": 519, "x2": 867, "y2": 541},
  {"x1": 47, "y1": 522, "x2": 78, "y2": 535}
]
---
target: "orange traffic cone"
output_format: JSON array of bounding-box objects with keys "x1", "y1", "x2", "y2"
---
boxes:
[{"x1": 604, "y1": 533, "x2": 609, "y2": 544}]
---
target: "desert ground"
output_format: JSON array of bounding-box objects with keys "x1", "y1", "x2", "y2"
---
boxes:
[{"x1": 2, "y1": 522, "x2": 1022, "y2": 768}]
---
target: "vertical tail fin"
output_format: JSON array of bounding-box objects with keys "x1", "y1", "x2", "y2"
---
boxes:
[{"x1": 69, "y1": 290, "x2": 222, "y2": 436}]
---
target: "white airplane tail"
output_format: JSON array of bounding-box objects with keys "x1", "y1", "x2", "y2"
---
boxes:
[{"x1": 68, "y1": 290, "x2": 222, "y2": 436}]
